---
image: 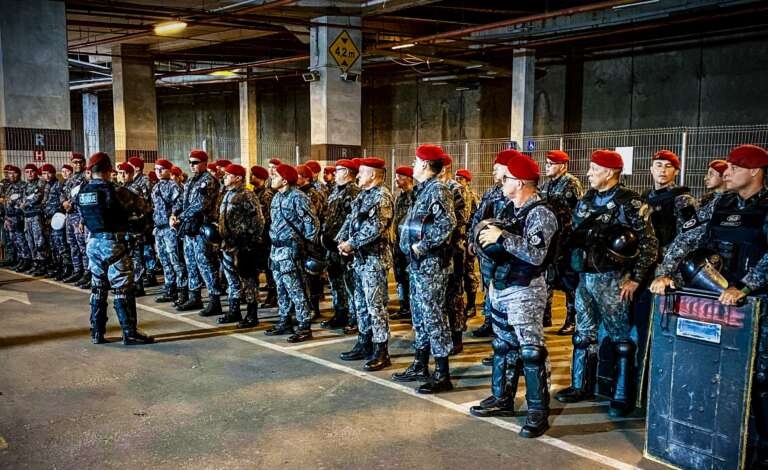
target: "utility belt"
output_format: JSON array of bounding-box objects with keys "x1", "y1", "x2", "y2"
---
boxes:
[
  {"x1": 408, "y1": 246, "x2": 449, "y2": 269},
  {"x1": 23, "y1": 210, "x2": 41, "y2": 217},
  {"x1": 155, "y1": 223, "x2": 170, "y2": 230},
  {"x1": 272, "y1": 238, "x2": 299, "y2": 249},
  {"x1": 91, "y1": 232, "x2": 127, "y2": 241}
]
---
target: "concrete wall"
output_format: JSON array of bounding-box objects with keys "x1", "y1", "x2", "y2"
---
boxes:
[{"x1": 257, "y1": 85, "x2": 310, "y2": 162}]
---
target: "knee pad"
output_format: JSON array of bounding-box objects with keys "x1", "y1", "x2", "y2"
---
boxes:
[
  {"x1": 492, "y1": 337, "x2": 511, "y2": 355},
  {"x1": 614, "y1": 340, "x2": 635, "y2": 357},
  {"x1": 521, "y1": 345, "x2": 548, "y2": 364}
]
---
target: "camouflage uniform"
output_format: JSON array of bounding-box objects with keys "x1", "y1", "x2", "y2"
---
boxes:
[
  {"x1": 3, "y1": 180, "x2": 28, "y2": 262},
  {"x1": 399, "y1": 176, "x2": 456, "y2": 358},
  {"x1": 300, "y1": 182, "x2": 326, "y2": 318},
  {"x1": 269, "y1": 187, "x2": 319, "y2": 327},
  {"x1": 21, "y1": 177, "x2": 47, "y2": 262},
  {"x1": 61, "y1": 171, "x2": 88, "y2": 273},
  {"x1": 0, "y1": 178, "x2": 15, "y2": 264},
  {"x1": 254, "y1": 185, "x2": 276, "y2": 302},
  {"x1": 337, "y1": 185, "x2": 394, "y2": 343},
  {"x1": 126, "y1": 174, "x2": 153, "y2": 285},
  {"x1": 151, "y1": 178, "x2": 186, "y2": 294},
  {"x1": 323, "y1": 181, "x2": 360, "y2": 324},
  {"x1": 173, "y1": 170, "x2": 221, "y2": 296},
  {"x1": 393, "y1": 187, "x2": 415, "y2": 315},
  {"x1": 446, "y1": 179, "x2": 469, "y2": 337},
  {"x1": 219, "y1": 185, "x2": 264, "y2": 306},
  {"x1": 463, "y1": 186, "x2": 481, "y2": 309},
  {"x1": 43, "y1": 177, "x2": 69, "y2": 269}
]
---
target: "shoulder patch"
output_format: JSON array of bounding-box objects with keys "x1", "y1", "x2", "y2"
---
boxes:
[
  {"x1": 683, "y1": 218, "x2": 697, "y2": 229},
  {"x1": 631, "y1": 199, "x2": 642, "y2": 208},
  {"x1": 528, "y1": 231, "x2": 545, "y2": 248}
]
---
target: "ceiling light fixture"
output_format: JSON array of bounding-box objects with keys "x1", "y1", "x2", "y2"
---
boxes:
[
  {"x1": 391, "y1": 43, "x2": 416, "y2": 50},
  {"x1": 612, "y1": 0, "x2": 659, "y2": 9},
  {"x1": 209, "y1": 70, "x2": 237, "y2": 77},
  {"x1": 154, "y1": 21, "x2": 188, "y2": 35}
]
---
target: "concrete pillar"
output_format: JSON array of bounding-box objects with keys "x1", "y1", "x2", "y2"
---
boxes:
[
  {"x1": 239, "y1": 80, "x2": 258, "y2": 168},
  {"x1": 309, "y1": 16, "x2": 362, "y2": 161},
  {"x1": 112, "y1": 44, "x2": 158, "y2": 162},
  {"x1": 510, "y1": 49, "x2": 535, "y2": 147},
  {"x1": 0, "y1": 0, "x2": 70, "y2": 168},
  {"x1": 83, "y1": 93, "x2": 100, "y2": 157}
]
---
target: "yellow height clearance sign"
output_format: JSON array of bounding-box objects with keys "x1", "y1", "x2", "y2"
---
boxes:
[{"x1": 329, "y1": 30, "x2": 360, "y2": 73}]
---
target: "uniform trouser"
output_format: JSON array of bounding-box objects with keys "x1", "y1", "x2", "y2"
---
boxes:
[
  {"x1": 352, "y1": 267, "x2": 390, "y2": 343},
  {"x1": 5, "y1": 216, "x2": 29, "y2": 260},
  {"x1": 327, "y1": 252, "x2": 354, "y2": 315},
  {"x1": 393, "y1": 251, "x2": 410, "y2": 312},
  {"x1": 65, "y1": 212, "x2": 88, "y2": 272},
  {"x1": 86, "y1": 236, "x2": 134, "y2": 334},
  {"x1": 274, "y1": 266, "x2": 312, "y2": 325},
  {"x1": 408, "y1": 258, "x2": 452, "y2": 358},
  {"x1": 446, "y1": 249, "x2": 466, "y2": 332},
  {"x1": 753, "y1": 314, "x2": 768, "y2": 461},
  {"x1": 182, "y1": 234, "x2": 220, "y2": 295},
  {"x1": 130, "y1": 244, "x2": 146, "y2": 284},
  {"x1": 222, "y1": 249, "x2": 251, "y2": 302},
  {"x1": 575, "y1": 272, "x2": 631, "y2": 344},
  {"x1": 143, "y1": 242, "x2": 157, "y2": 273},
  {"x1": 463, "y1": 252, "x2": 480, "y2": 298},
  {"x1": 155, "y1": 227, "x2": 186, "y2": 288},
  {"x1": 1, "y1": 221, "x2": 16, "y2": 261},
  {"x1": 49, "y1": 225, "x2": 70, "y2": 266}
]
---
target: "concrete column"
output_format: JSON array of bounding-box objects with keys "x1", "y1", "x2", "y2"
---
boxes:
[
  {"x1": 309, "y1": 16, "x2": 362, "y2": 161},
  {"x1": 112, "y1": 44, "x2": 158, "y2": 162},
  {"x1": 239, "y1": 80, "x2": 258, "y2": 168},
  {"x1": 0, "y1": 0, "x2": 71, "y2": 168},
  {"x1": 83, "y1": 93, "x2": 100, "y2": 157},
  {"x1": 510, "y1": 49, "x2": 535, "y2": 147}
]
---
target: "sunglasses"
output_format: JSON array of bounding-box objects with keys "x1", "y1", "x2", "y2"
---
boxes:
[{"x1": 188, "y1": 160, "x2": 202, "y2": 165}]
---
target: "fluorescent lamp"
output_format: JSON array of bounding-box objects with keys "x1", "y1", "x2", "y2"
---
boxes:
[
  {"x1": 612, "y1": 0, "x2": 659, "y2": 10},
  {"x1": 209, "y1": 70, "x2": 237, "y2": 77},
  {"x1": 392, "y1": 43, "x2": 416, "y2": 50},
  {"x1": 154, "y1": 21, "x2": 188, "y2": 35}
]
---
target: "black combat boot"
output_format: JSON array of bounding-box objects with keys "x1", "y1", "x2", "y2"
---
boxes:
[
  {"x1": 287, "y1": 321, "x2": 312, "y2": 343},
  {"x1": 264, "y1": 319, "x2": 293, "y2": 336},
  {"x1": 555, "y1": 334, "x2": 598, "y2": 403},
  {"x1": 133, "y1": 279, "x2": 146, "y2": 297},
  {"x1": 63, "y1": 267, "x2": 81, "y2": 283},
  {"x1": 471, "y1": 315, "x2": 493, "y2": 337},
  {"x1": 174, "y1": 287, "x2": 189, "y2": 308},
  {"x1": 519, "y1": 345, "x2": 550, "y2": 438},
  {"x1": 45, "y1": 261, "x2": 58, "y2": 278},
  {"x1": 260, "y1": 290, "x2": 277, "y2": 308},
  {"x1": 89, "y1": 291, "x2": 108, "y2": 345},
  {"x1": 363, "y1": 341, "x2": 391, "y2": 371},
  {"x1": 218, "y1": 297, "x2": 242, "y2": 324},
  {"x1": 57, "y1": 264, "x2": 72, "y2": 281},
  {"x1": 557, "y1": 293, "x2": 577, "y2": 335},
  {"x1": 471, "y1": 340, "x2": 520, "y2": 418},
  {"x1": 20, "y1": 259, "x2": 35, "y2": 273},
  {"x1": 144, "y1": 272, "x2": 159, "y2": 288},
  {"x1": 392, "y1": 348, "x2": 430, "y2": 382},
  {"x1": 609, "y1": 340, "x2": 636, "y2": 417},
  {"x1": 339, "y1": 331, "x2": 373, "y2": 361},
  {"x1": 114, "y1": 295, "x2": 154, "y2": 346},
  {"x1": 31, "y1": 261, "x2": 47, "y2": 276},
  {"x1": 237, "y1": 302, "x2": 259, "y2": 328},
  {"x1": 76, "y1": 272, "x2": 92, "y2": 289},
  {"x1": 417, "y1": 356, "x2": 453, "y2": 394},
  {"x1": 155, "y1": 284, "x2": 177, "y2": 303},
  {"x1": 176, "y1": 289, "x2": 203, "y2": 311},
  {"x1": 464, "y1": 290, "x2": 477, "y2": 318},
  {"x1": 320, "y1": 309, "x2": 349, "y2": 329},
  {"x1": 199, "y1": 294, "x2": 223, "y2": 317},
  {"x1": 343, "y1": 317, "x2": 358, "y2": 335},
  {"x1": 449, "y1": 331, "x2": 464, "y2": 356}
]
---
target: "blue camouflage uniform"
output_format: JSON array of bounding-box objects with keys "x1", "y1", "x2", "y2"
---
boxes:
[
  {"x1": 445, "y1": 178, "x2": 469, "y2": 337},
  {"x1": 393, "y1": 187, "x2": 415, "y2": 315},
  {"x1": 43, "y1": 177, "x2": 69, "y2": 269},
  {"x1": 61, "y1": 171, "x2": 89, "y2": 274},
  {"x1": 0, "y1": 178, "x2": 15, "y2": 263},
  {"x1": 3, "y1": 180, "x2": 29, "y2": 262},
  {"x1": 126, "y1": 174, "x2": 152, "y2": 285},
  {"x1": 151, "y1": 178, "x2": 186, "y2": 295},
  {"x1": 21, "y1": 177, "x2": 48, "y2": 262}
]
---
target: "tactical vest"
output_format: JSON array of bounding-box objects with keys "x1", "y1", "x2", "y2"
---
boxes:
[
  {"x1": 77, "y1": 180, "x2": 128, "y2": 233},
  {"x1": 481, "y1": 201, "x2": 558, "y2": 288},
  {"x1": 644, "y1": 186, "x2": 690, "y2": 249},
  {"x1": 704, "y1": 193, "x2": 768, "y2": 288}
]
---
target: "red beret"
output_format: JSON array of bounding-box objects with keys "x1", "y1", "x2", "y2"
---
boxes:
[
  {"x1": 268, "y1": 158, "x2": 282, "y2": 166},
  {"x1": 40, "y1": 163, "x2": 56, "y2": 174},
  {"x1": 506, "y1": 154, "x2": 540, "y2": 181},
  {"x1": 708, "y1": 159, "x2": 728, "y2": 175},
  {"x1": 215, "y1": 159, "x2": 231, "y2": 168},
  {"x1": 117, "y1": 162, "x2": 134, "y2": 173},
  {"x1": 546, "y1": 150, "x2": 570, "y2": 164},
  {"x1": 171, "y1": 166, "x2": 183, "y2": 177},
  {"x1": 62, "y1": 164, "x2": 73, "y2": 172},
  {"x1": 727, "y1": 144, "x2": 768, "y2": 169},
  {"x1": 416, "y1": 144, "x2": 445, "y2": 161},
  {"x1": 224, "y1": 164, "x2": 246, "y2": 178},
  {"x1": 652, "y1": 150, "x2": 680, "y2": 170},
  {"x1": 324, "y1": 166, "x2": 336, "y2": 174},
  {"x1": 395, "y1": 166, "x2": 413, "y2": 177},
  {"x1": 148, "y1": 171, "x2": 158, "y2": 183},
  {"x1": 87, "y1": 152, "x2": 111, "y2": 170},
  {"x1": 276, "y1": 164, "x2": 298, "y2": 185},
  {"x1": 70, "y1": 152, "x2": 85, "y2": 162},
  {"x1": 189, "y1": 149, "x2": 209, "y2": 162},
  {"x1": 24, "y1": 163, "x2": 39, "y2": 174},
  {"x1": 295, "y1": 164, "x2": 313, "y2": 179},
  {"x1": 336, "y1": 159, "x2": 359, "y2": 171},
  {"x1": 358, "y1": 157, "x2": 386, "y2": 169},
  {"x1": 441, "y1": 154, "x2": 453, "y2": 167},
  {"x1": 207, "y1": 163, "x2": 217, "y2": 171},
  {"x1": 495, "y1": 149, "x2": 523, "y2": 166},
  {"x1": 155, "y1": 159, "x2": 173, "y2": 170},
  {"x1": 4, "y1": 165, "x2": 20, "y2": 173},
  {"x1": 455, "y1": 168, "x2": 472, "y2": 181},
  {"x1": 305, "y1": 160, "x2": 321, "y2": 174},
  {"x1": 591, "y1": 149, "x2": 623, "y2": 169},
  {"x1": 251, "y1": 165, "x2": 269, "y2": 180},
  {"x1": 127, "y1": 157, "x2": 144, "y2": 170}
]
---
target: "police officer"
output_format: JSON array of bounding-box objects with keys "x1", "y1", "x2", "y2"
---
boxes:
[
  {"x1": 3, "y1": 165, "x2": 29, "y2": 272},
  {"x1": 118, "y1": 162, "x2": 149, "y2": 295},
  {"x1": 305, "y1": 160, "x2": 327, "y2": 197},
  {"x1": 171, "y1": 149, "x2": 222, "y2": 316},
  {"x1": 77, "y1": 152, "x2": 153, "y2": 346},
  {"x1": 297, "y1": 164, "x2": 326, "y2": 321},
  {"x1": 250, "y1": 165, "x2": 277, "y2": 308},
  {"x1": 555, "y1": 150, "x2": 658, "y2": 418},
  {"x1": 41, "y1": 163, "x2": 68, "y2": 278},
  {"x1": 700, "y1": 159, "x2": 729, "y2": 207},
  {"x1": 650, "y1": 144, "x2": 768, "y2": 465},
  {"x1": 151, "y1": 159, "x2": 187, "y2": 304},
  {"x1": 322, "y1": 166, "x2": 336, "y2": 196},
  {"x1": 337, "y1": 158, "x2": 394, "y2": 371},
  {"x1": 320, "y1": 159, "x2": 360, "y2": 330},
  {"x1": 264, "y1": 164, "x2": 319, "y2": 343},
  {"x1": 540, "y1": 150, "x2": 583, "y2": 335},
  {"x1": 455, "y1": 168, "x2": 480, "y2": 319},
  {"x1": 393, "y1": 144, "x2": 457, "y2": 394},
  {"x1": 391, "y1": 165, "x2": 415, "y2": 320},
  {"x1": 217, "y1": 164, "x2": 265, "y2": 328},
  {"x1": 126, "y1": 157, "x2": 159, "y2": 289},
  {"x1": 0, "y1": 165, "x2": 18, "y2": 268},
  {"x1": 61, "y1": 153, "x2": 89, "y2": 284},
  {"x1": 469, "y1": 151, "x2": 558, "y2": 439},
  {"x1": 20, "y1": 164, "x2": 48, "y2": 276}
]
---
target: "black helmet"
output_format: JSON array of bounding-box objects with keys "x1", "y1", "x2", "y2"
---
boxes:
[
  {"x1": 200, "y1": 222, "x2": 222, "y2": 247},
  {"x1": 680, "y1": 248, "x2": 728, "y2": 293},
  {"x1": 320, "y1": 233, "x2": 338, "y2": 252},
  {"x1": 601, "y1": 225, "x2": 639, "y2": 264},
  {"x1": 304, "y1": 255, "x2": 326, "y2": 276},
  {"x1": 472, "y1": 218, "x2": 509, "y2": 263}
]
